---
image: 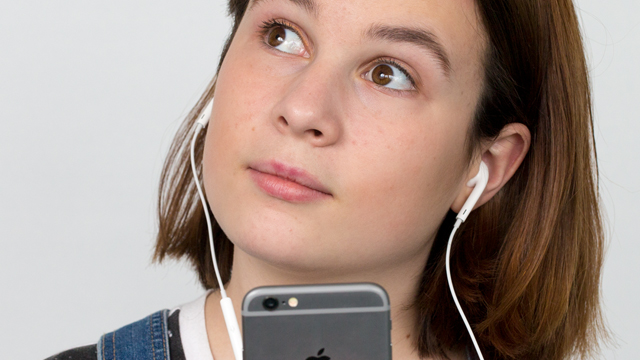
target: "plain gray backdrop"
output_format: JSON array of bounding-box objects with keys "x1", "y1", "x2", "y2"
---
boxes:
[{"x1": 1, "y1": 0, "x2": 638, "y2": 358}]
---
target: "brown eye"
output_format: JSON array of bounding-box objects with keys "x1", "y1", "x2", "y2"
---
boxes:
[
  {"x1": 365, "y1": 62, "x2": 415, "y2": 91},
  {"x1": 268, "y1": 26, "x2": 286, "y2": 47},
  {"x1": 263, "y1": 23, "x2": 308, "y2": 57},
  {"x1": 371, "y1": 64, "x2": 393, "y2": 86}
]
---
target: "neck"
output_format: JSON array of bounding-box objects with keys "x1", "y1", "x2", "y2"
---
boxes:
[{"x1": 205, "y1": 246, "x2": 433, "y2": 360}]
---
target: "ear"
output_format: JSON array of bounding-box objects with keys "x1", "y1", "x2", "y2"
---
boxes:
[{"x1": 451, "y1": 123, "x2": 531, "y2": 213}]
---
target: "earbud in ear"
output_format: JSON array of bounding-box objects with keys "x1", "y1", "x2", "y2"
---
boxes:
[
  {"x1": 456, "y1": 161, "x2": 489, "y2": 222},
  {"x1": 196, "y1": 98, "x2": 214, "y2": 127}
]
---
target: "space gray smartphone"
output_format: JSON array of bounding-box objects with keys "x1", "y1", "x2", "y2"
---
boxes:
[{"x1": 242, "y1": 283, "x2": 392, "y2": 360}]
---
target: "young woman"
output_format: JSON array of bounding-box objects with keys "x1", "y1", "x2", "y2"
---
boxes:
[{"x1": 47, "y1": 0, "x2": 606, "y2": 359}]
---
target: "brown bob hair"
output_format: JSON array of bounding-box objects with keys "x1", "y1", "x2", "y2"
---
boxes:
[{"x1": 154, "y1": 0, "x2": 607, "y2": 359}]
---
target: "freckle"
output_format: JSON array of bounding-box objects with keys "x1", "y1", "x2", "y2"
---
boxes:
[{"x1": 252, "y1": 127, "x2": 255, "y2": 131}]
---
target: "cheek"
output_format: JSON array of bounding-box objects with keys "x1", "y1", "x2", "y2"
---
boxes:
[
  {"x1": 214, "y1": 49, "x2": 270, "y2": 122},
  {"x1": 340, "y1": 114, "x2": 467, "y2": 247},
  {"x1": 205, "y1": 39, "x2": 281, "y2": 167}
]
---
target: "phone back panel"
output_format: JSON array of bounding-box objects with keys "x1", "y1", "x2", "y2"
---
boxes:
[{"x1": 242, "y1": 283, "x2": 392, "y2": 360}]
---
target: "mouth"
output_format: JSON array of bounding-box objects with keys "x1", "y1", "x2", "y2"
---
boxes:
[{"x1": 248, "y1": 160, "x2": 332, "y2": 202}]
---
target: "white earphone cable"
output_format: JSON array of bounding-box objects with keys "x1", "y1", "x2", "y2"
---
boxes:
[
  {"x1": 190, "y1": 122, "x2": 227, "y2": 298},
  {"x1": 190, "y1": 120, "x2": 243, "y2": 360},
  {"x1": 191, "y1": 118, "x2": 243, "y2": 360},
  {"x1": 446, "y1": 218, "x2": 485, "y2": 360}
]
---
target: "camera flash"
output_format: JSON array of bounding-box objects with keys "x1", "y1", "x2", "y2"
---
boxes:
[{"x1": 288, "y1": 297, "x2": 299, "y2": 307}]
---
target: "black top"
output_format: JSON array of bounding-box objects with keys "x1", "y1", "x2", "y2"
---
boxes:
[{"x1": 44, "y1": 310, "x2": 186, "y2": 360}]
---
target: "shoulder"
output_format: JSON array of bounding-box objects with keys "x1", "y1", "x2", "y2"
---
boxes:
[{"x1": 44, "y1": 310, "x2": 183, "y2": 360}]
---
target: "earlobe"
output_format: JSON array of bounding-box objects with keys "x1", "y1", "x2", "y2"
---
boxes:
[{"x1": 450, "y1": 123, "x2": 531, "y2": 213}]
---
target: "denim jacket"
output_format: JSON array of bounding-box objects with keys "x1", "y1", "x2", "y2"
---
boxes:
[{"x1": 97, "y1": 309, "x2": 171, "y2": 360}]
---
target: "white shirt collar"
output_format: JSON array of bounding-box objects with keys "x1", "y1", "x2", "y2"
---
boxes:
[{"x1": 172, "y1": 291, "x2": 215, "y2": 360}]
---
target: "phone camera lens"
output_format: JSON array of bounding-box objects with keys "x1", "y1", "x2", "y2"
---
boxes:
[{"x1": 262, "y1": 297, "x2": 279, "y2": 311}]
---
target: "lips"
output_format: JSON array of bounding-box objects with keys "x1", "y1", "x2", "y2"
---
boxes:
[{"x1": 248, "y1": 161, "x2": 332, "y2": 202}]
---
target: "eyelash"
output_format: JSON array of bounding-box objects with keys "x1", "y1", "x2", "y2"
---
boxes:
[
  {"x1": 258, "y1": 18, "x2": 418, "y2": 94},
  {"x1": 259, "y1": 18, "x2": 293, "y2": 34}
]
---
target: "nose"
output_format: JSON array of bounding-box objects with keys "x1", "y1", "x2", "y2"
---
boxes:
[{"x1": 271, "y1": 62, "x2": 344, "y2": 147}]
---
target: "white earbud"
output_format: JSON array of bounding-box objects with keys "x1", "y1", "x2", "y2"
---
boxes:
[
  {"x1": 196, "y1": 98, "x2": 214, "y2": 127},
  {"x1": 456, "y1": 161, "x2": 489, "y2": 223},
  {"x1": 447, "y1": 160, "x2": 489, "y2": 360}
]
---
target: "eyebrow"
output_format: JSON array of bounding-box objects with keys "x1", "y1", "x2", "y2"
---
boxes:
[
  {"x1": 364, "y1": 24, "x2": 452, "y2": 76},
  {"x1": 249, "y1": 0, "x2": 452, "y2": 76},
  {"x1": 250, "y1": 0, "x2": 319, "y2": 18}
]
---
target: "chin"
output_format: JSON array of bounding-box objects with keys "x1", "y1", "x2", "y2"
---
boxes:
[
  {"x1": 219, "y1": 209, "x2": 334, "y2": 272},
  {"x1": 242, "y1": 232, "x2": 331, "y2": 272}
]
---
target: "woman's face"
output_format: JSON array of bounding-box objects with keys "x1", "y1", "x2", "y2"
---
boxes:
[{"x1": 203, "y1": 0, "x2": 486, "y2": 274}]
